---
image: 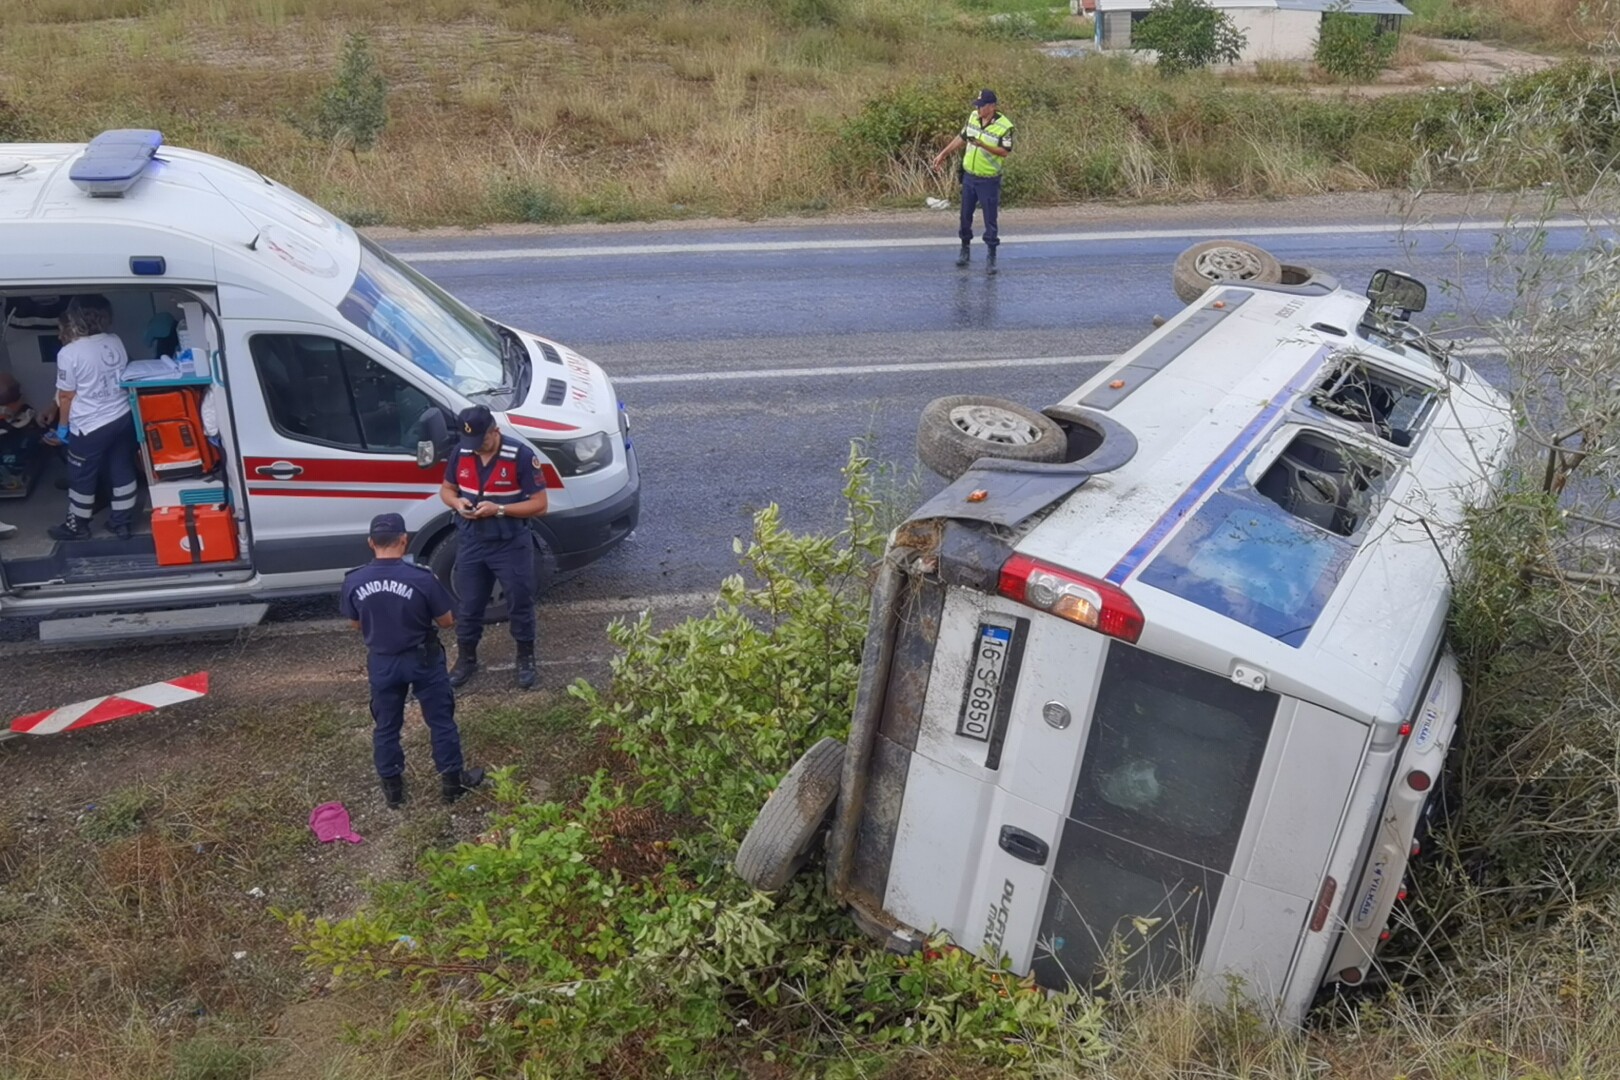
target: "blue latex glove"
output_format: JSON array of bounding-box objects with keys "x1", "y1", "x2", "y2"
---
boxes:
[{"x1": 54, "y1": 424, "x2": 70, "y2": 445}]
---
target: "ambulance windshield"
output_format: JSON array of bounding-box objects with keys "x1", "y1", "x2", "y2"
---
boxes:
[{"x1": 338, "y1": 236, "x2": 510, "y2": 400}]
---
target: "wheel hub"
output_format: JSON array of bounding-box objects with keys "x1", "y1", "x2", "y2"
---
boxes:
[
  {"x1": 949, "y1": 404, "x2": 1041, "y2": 446},
  {"x1": 1194, "y1": 246, "x2": 1266, "y2": 282}
]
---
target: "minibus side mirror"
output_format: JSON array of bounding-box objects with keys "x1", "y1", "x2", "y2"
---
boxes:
[
  {"x1": 1366, "y1": 269, "x2": 1427, "y2": 315},
  {"x1": 416, "y1": 440, "x2": 438, "y2": 468}
]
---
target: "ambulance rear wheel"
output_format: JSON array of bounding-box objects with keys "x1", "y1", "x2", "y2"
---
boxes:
[
  {"x1": 735, "y1": 737, "x2": 846, "y2": 892},
  {"x1": 427, "y1": 531, "x2": 558, "y2": 625},
  {"x1": 917, "y1": 395, "x2": 1067, "y2": 480}
]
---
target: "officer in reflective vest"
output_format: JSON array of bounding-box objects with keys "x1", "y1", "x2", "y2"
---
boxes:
[
  {"x1": 439, "y1": 405, "x2": 549, "y2": 690},
  {"x1": 341, "y1": 512, "x2": 485, "y2": 808},
  {"x1": 930, "y1": 89, "x2": 1014, "y2": 275}
]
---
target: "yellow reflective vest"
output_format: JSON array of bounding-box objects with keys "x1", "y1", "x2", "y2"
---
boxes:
[{"x1": 962, "y1": 110, "x2": 1014, "y2": 178}]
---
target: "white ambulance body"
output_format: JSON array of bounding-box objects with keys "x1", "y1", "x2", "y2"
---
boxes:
[
  {"x1": 741, "y1": 263, "x2": 1515, "y2": 1024},
  {"x1": 0, "y1": 131, "x2": 637, "y2": 632}
]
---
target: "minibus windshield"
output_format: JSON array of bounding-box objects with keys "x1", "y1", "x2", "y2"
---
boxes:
[{"x1": 338, "y1": 237, "x2": 513, "y2": 402}]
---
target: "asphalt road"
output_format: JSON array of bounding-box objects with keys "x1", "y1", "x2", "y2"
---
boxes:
[
  {"x1": 383, "y1": 199, "x2": 1593, "y2": 603},
  {"x1": 0, "y1": 196, "x2": 1602, "y2": 719}
]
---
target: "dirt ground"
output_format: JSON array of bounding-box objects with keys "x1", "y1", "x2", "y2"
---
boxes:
[{"x1": 0, "y1": 599, "x2": 704, "y2": 1079}]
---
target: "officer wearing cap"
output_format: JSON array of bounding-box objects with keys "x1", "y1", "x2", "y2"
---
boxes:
[
  {"x1": 931, "y1": 89, "x2": 1014, "y2": 276},
  {"x1": 439, "y1": 405, "x2": 549, "y2": 690},
  {"x1": 341, "y1": 512, "x2": 486, "y2": 807}
]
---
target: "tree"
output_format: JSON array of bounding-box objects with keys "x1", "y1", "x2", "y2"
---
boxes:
[
  {"x1": 311, "y1": 33, "x2": 389, "y2": 152},
  {"x1": 1315, "y1": 4, "x2": 1397, "y2": 81},
  {"x1": 1132, "y1": 0, "x2": 1247, "y2": 75}
]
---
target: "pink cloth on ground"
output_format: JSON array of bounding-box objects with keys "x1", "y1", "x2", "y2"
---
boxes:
[{"x1": 309, "y1": 802, "x2": 364, "y2": 844}]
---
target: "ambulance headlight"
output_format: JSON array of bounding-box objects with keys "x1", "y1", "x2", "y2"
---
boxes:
[{"x1": 532, "y1": 431, "x2": 614, "y2": 477}]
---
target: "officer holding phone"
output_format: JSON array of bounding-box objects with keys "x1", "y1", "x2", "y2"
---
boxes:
[{"x1": 438, "y1": 405, "x2": 549, "y2": 690}]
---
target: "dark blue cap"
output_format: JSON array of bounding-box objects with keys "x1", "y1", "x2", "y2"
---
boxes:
[
  {"x1": 457, "y1": 404, "x2": 496, "y2": 450},
  {"x1": 973, "y1": 88, "x2": 997, "y2": 106},
  {"x1": 369, "y1": 512, "x2": 407, "y2": 541}
]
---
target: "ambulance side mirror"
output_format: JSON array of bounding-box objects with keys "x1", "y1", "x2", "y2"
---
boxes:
[{"x1": 412, "y1": 406, "x2": 453, "y2": 468}]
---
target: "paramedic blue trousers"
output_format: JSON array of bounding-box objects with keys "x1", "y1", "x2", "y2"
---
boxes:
[
  {"x1": 958, "y1": 173, "x2": 1002, "y2": 249},
  {"x1": 453, "y1": 532, "x2": 537, "y2": 650},
  {"x1": 368, "y1": 647, "x2": 463, "y2": 779},
  {"x1": 67, "y1": 412, "x2": 138, "y2": 529}
]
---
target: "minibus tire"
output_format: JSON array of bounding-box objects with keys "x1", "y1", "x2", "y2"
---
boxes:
[
  {"x1": 917, "y1": 395, "x2": 1068, "y2": 480},
  {"x1": 427, "y1": 530, "x2": 558, "y2": 624},
  {"x1": 1172, "y1": 240, "x2": 1283, "y2": 304},
  {"x1": 735, "y1": 737, "x2": 846, "y2": 892}
]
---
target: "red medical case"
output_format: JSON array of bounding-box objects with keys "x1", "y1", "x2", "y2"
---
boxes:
[{"x1": 151, "y1": 505, "x2": 238, "y2": 566}]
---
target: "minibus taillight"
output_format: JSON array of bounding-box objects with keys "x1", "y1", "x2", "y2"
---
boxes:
[
  {"x1": 1309, "y1": 876, "x2": 1338, "y2": 932},
  {"x1": 998, "y1": 554, "x2": 1145, "y2": 643},
  {"x1": 1406, "y1": 770, "x2": 1432, "y2": 792}
]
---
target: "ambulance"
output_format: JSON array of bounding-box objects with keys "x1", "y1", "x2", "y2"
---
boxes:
[
  {"x1": 0, "y1": 130, "x2": 638, "y2": 638},
  {"x1": 735, "y1": 254, "x2": 1516, "y2": 1023}
]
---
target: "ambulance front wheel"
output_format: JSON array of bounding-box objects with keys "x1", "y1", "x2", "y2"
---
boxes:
[
  {"x1": 735, "y1": 737, "x2": 846, "y2": 892},
  {"x1": 427, "y1": 530, "x2": 559, "y2": 624}
]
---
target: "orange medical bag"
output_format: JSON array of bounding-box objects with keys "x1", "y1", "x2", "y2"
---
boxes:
[
  {"x1": 151, "y1": 504, "x2": 239, "y2": 566},
  {"x1": 139, "y1": 389, "x2": 219, "y2": 481}
]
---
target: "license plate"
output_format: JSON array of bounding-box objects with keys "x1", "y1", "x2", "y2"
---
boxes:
[{"x1": 959, "y1": 624, "x2": 1013, "y2": 742}]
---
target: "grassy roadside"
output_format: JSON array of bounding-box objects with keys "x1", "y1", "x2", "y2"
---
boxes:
[
  {"x1": 0, "y1": 684, "x2": 597, "y2": 1079},
  {"x1": 0, "y1": 0, "x2": 1606, "y2": 228}
]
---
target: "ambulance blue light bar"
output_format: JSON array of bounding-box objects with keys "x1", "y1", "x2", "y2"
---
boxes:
[
  {"x1": 69, "y1": 129, "x2": 163, "y2": 198},
  {"x1": 129, "y1": 257, "x2": 166, "y2": 276}
]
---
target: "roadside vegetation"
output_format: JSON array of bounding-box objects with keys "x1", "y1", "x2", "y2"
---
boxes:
[{"x1": 0, "y1": 0, "x2": 1612, "y2": 227}]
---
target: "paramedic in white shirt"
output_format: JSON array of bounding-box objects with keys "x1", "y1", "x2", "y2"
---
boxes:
[{"x1": 50, "y1": 295, "x2": 138, "y2": 542}]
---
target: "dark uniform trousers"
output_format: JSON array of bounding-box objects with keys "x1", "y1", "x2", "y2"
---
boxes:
[
  {"x1": 454, "y1": 532, "x2": 537, "y2": 650},
  {"x1": 368, "y1": 645, "x2": 463, "y2": 779},
  {"x1": 959, "y1": 174, "x2": 1002, "y2": 250},
  {"x1": 67, "y1": 412, "x2": 139, "y2": 528}
]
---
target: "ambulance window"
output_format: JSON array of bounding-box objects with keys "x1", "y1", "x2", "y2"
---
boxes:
[
  {"x1": 250, "y1": 334, "x2": 431, "y2": 454},
  {"x1": 1072, "y1": 645, "x2": 1276, "y2": 870}
]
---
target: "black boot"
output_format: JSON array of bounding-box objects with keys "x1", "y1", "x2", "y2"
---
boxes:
[
  {"x1": 515, "y1": 643, "x2": 537, "y2": 690},
  {"x1": 449, "y1": 646, "x2": 478, "y2": 688},
  {"x1": 955, "y1": 242, "x2": 971, "y2": 268},
  {"x1": 48, "y1": 516, "x2": 90, "y2": 542},
  {"x1": 441, "y1": 767, "x2": 487, "y2": 804},
  {"x1": 380, "y1": 774, "x2": 406, "y2": 809},
  {"x1": 986, "y1": 248, "x2": 998, "y2": 276}
]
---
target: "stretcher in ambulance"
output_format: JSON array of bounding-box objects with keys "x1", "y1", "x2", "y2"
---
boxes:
[{"x1": 0, "y1": 130, "x2": 639, "y2": 636}]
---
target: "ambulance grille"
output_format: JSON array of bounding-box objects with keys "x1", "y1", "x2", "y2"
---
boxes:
[
  {"x1": 542, "y1": 378, "x2": 567, "y2": 406},
  {"x1": 539, "y1": 342, "x2": 563, "y2": 365}
]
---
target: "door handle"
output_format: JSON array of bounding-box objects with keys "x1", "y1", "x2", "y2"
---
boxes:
[
  {"x1": 255, "y1": 461, "x2": 303, "y2": 479},
  {"x1": 998, "y1": 825, "x2": 1049, "y2": 867}
]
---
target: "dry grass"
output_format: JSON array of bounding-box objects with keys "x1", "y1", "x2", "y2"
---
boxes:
[
  {"x1": 0, "y1": 0, "x2": 1580, "y2": 226},
  {"x1": 0, "y1": 690, "x2": 593, "y2": 1079}
]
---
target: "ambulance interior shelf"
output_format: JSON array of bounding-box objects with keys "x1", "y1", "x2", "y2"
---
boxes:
[{"x1": 121, "y1": 374, "x2": 225, "y2": 490}]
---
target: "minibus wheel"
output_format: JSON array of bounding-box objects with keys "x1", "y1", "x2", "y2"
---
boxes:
[
  {"x1": 1172, "y1": 240, "x2": 1283, "y2": 303},
  {"x1": 735, "y1": 737, "x2": 846, "y2": 892},
  {"x1": 917, "y1": 395, "x2": 1068, "y2": 480},
  {"x1": 428, "y1": 530, "x2": 559, "y2": 624}
]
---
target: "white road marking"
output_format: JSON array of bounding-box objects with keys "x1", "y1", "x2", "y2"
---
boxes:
[
  {"x1": 615, "y1": 353, "x2": 1117, "y2": 385},
  {"x1": 615, "y1": 340, "x2": 1501, "y2": 385},
  {"x1": 399, "y1": 220, "x2": 1596, "y2": 264}
]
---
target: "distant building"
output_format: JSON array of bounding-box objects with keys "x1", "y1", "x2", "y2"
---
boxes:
[{"x1": 1094, "y1": 0, "x2": 1411, "y2": 63}]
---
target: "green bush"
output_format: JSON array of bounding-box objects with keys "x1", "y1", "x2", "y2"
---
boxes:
[
  {"x1": 0, "y1": 94, "x2": 33, "y2": 142},
  {"x1": 487, "y1": 180, "x2": 571, "y2": 224},
  {"x1": 1133, "y1": 0, "x2": 1247, "y2": 75},
  {"x1": 293, "y1": 447, "x2": 1107, "y2": 1077},
  {"x1": 1314, "y1": 8, "x2": 1397, "y2": 81},
  {"x1": 834, "y1": 81, "x2": 967, "y2": 181},
  {"x1": 309, "y1": 32, "x2": 388, "y2": 151}
]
